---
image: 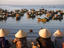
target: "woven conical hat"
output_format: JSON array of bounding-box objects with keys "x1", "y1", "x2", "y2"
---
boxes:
[
  {"x1": 0, "y1": 28, "x2": 9, "y2": 37},
  {"x1": 15, "y1": 30, "x2": 27, "y2": 38},
  {"x1": 53, "y1": 29, "x2": 63, "y2": 37},
  {"x1": 39, "y1": 29, "x2": 51, "y2": 38}
]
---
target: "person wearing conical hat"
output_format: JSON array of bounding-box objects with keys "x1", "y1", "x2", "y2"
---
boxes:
[
  {"x1": 13, "y1": 30, "x2": 28, "y2": 48},
  {"x1": 53, "y1": 29, "x2": 64, "y2": 48},
  {"x1": 0, "y1": 28, "x2": 11, "y2": 48},
  {"x1": 32, "y1": 28, "x2": 54, "y2": 48}
]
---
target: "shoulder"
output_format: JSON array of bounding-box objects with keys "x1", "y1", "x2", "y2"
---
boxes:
[
  {"x1": 32, "y1": 37, "x2": 40, "y2": 46},
  {"x1": 5, "y1": 40, "x2": 9, "y2": 42},
  {"x1": 13, "y1": 38, "x2": 18, "y2": 43},
  {"x1": 36, "y1": 37, "x2": 41, "y2": 41}
]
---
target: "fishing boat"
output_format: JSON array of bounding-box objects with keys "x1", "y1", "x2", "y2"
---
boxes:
[
  {"x1": 36, "y1": 11, "x2": 42, "y2": 16},
  {"x1": 0, "y1": 14, "x2": 7, "y2": 20},
  {"x1": 16, "y1": 13, "x2": 21, "y2": 21}
]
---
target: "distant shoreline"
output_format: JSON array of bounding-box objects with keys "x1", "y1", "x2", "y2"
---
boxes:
[
  {"x1": 0, "y1": 4, "x2": 64, "y2": 8},
  {"x1": 0, "y1": 4, "x2": 64, "y2": 6}
]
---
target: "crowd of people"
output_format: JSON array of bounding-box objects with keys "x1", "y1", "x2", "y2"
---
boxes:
[{"x1": 0, "y1": 28, "x2": 64, "y2": 48}]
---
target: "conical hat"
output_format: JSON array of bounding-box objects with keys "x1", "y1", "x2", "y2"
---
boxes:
[
  {"x1": 0, "y1": 28, "x2": 9, "y2": 37},
  {"x1": 15, "y1": 30, "x2": 27, "y2": 38},
  {"x1": 53, "y1": 29, "x2": 63, "y2": 37},
  {"x1": 3, "y1": 29, "x2": 9, "y2": 35},
  {"x1": 39, "y1": 29, "x2": 51, "y2": 38}
]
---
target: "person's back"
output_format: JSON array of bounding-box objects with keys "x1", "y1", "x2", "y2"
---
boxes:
[
  {"x1": 54, "y1": 37, "x2": 64, "y2": 48},
  {"x1": 0, "y1": 37, "x2": 6, "y2": 48},
  {"x1": 13, "y1": 30, "x2": 28, "y2": 48},
  {"x1": 13, "y1": 37, "x2": 28, "y2": 48},
  {"x1": 36, "y1": 37, "x2": 54, "y2": 48},
  {"x1": 53, "y1": 29, "x2": 64, "y2": 48},
  {"x1": 32, "y1": 29, "x2": 55, "y2": 48},
  {"x1": 0, "y1": 29, "x2": 10, "y2": 48}
]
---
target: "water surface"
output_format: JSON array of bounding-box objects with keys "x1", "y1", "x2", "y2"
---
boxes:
[{"x1": 0, "y1": 5, "x2": 64, "y2": 40}]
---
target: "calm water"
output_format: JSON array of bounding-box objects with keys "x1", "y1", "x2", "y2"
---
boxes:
[{"x1": 0, "y1": 5, "x2": 64, "y2": 40}]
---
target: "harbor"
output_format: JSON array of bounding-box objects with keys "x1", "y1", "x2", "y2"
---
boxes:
[{"x1": 0, "y1": 5, "x2": 64, "y2": 40}]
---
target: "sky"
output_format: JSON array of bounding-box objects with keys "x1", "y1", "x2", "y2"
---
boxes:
[{"x1": 0, "y1": 0, "x2": 64, "y2": 5}]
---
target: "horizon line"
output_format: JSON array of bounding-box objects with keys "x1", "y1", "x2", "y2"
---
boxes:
[{"x1": 0, "y1": 4, "x2": 64, "y2": 6}]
